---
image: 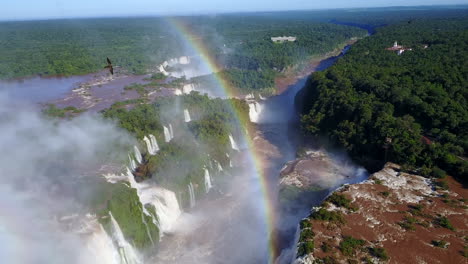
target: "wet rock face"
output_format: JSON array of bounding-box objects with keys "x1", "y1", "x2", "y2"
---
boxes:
[
  {"x1": 280, "y1": 150, "x2": 355, "y2": 190},
  {"x1": 279, "y1": 150, "x2": 366, "y2": 206},
  {"x1": 293, "y1": 163, "x2": 468, "y2": 264}
]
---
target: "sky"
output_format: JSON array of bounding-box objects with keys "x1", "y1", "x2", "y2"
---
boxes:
[{"x1": 1, "y1": 0, "x2": 467, "y2": 20}]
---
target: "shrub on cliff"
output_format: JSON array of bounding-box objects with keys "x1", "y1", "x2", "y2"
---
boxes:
[
  {"x1": 368, "y1": 247, "x2": 389, "y2": 261},
  {"x1": 339, "y1": 236, "x2": 366, "y2": 256},
  {"x1": 312, "y1": 208, "x2": 345, "y2": 224}
]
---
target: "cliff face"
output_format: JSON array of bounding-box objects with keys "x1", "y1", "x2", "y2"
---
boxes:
[{"x1": 294, "y1": 163, "x2": 467, "y2": 264}]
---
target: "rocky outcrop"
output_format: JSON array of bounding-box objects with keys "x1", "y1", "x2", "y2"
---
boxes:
[
  {"x1": 279, "y1": 150, "x2": 367, "y2": 204},
  {"x1": 293, "y1": 163, "x2": 468, "y2": 264}
]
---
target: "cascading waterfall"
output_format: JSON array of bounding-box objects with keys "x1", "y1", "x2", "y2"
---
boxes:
[
  {"x1": 229, "y1": 134, "x2": 239, "y2": 151},
  {"x1": 133, "y1": 146, "x2": 142, "y2": 164},
  {"x1": 109, "y1": 212, "x2": 142, "y2": 264},
  {"x1": 248, "y1": 101, "x2": 263, "y2": 123},
  {"x1": 143, "y1": 136, "x2": 154, "y2": 155},
  {"x1": 138, "y1": 186, "x2": 181, "y2": 234},
  {"x1": 169, "y1": 124, "x2": 174, "y2": 139},
  {"x1": 144, "y1": 135, "x2": 159, "y2": 155},
  {"x1": 188, "y1": 182, "x2": 196, "y2": 208},
  {"x1": 129, "y1": 154, "x2": 137, "y2": 171},
  {"x1": 82, "y1": 217, "x2": 121, "y2": 264},
  {"x1": 163, "y1": 126, "x2": 171, "y2": 142},
  {"x1": 149, "y1": 134, "x2": 159, "y2": 152},
  {"x1": 174, "y1": 89, "x2": 182, "y2": 95},
  {"x1": 184, "y1": 109, "x2": 191, "y2": 122},
  {"x1": 259, "y1": 94, "x2": 266, "y2": 100},
  {"x1": 204, "y1": 168, "x2": 212, "y2": 193},
  {"x1": 141, "y1": 210, "x2": 155, "y2": 247},
  {"x1": 122, "y1": 168, "x2": 181, "y2": 234}
]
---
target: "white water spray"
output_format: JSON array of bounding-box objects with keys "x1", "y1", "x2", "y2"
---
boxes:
[{"x1": 184, "y1": 109, "x2": 191, "y2": 122}]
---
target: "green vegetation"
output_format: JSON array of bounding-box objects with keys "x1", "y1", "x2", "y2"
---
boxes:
[
  {"x1": 398, "y1": 216, "x2": 417, "y2": 231},
  {"x1": 300, "y1": 219, "x2": 312, "y2": 229},
  {"x1": 380, "y1": 191, "x2": 390, "y2": 197},
  {"x1": 42, "y1": 104, "x2": 85, "y2": 118},
  {"x1": 319, "y1": 256, "x2": 338, "y2": 264},
  {"x1": 298, "y1": 222, "x2": 315, "y2": 257},
  {"x1": 102, "y1": 92, "x2": 248, "y2": 206},
  {"x1": 368, "y1": 247, "x2": 389, "y2": 261},
  {"x1": 339, "y1": 236, "x2": 366, "y2": 256},
  {"x1": 435, "y1": 179, "x2": 450, "y2": 190},
  {"x1": 327, "y1": 193, "x2": 355, "y2": 210},
  {"x1": 435, "y1": 216, "x2": 455, "y2": 231},
  {"x1": 297, "y1": 240, "x2": 315, "y2": 257},
  {"x1": 0, "y1": 14, "x2": 366, "y2": 80},
  {"x1": 95, "y1": 182, "x2": 159, "y2": 249},
  {"x1": 431, "y1": 240, "x2": 448, "y2": 248},
  {"x1": 432, "y1": 167, "x2": 447, "y2": 179},
  {"x1": 297, "y1": 17, "x2": 468, "y2": 181},
  {"x1": 312, "y1": 208, "x2": 346, "y2": 224},
  {"x1": 321, "y1": 242, "x2": 332, "y2": 253}
]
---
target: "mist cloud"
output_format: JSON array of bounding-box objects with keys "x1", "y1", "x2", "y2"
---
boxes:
[{"x1": 0, "y1": 92, "x2": 134, "y2": 264}]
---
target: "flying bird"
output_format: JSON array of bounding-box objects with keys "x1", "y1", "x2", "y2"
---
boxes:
[{"x1": 104, "y1": 57, "x2": 114, "y2": 75}]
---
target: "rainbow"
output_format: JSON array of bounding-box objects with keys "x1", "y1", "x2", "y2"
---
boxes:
[{"x1": 166, "y1": 17, "x2": 279, "y2": 263}]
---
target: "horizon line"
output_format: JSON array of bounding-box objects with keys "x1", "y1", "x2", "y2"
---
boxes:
[{"x1": 1, "y1": 4, "x2": 467, "y2": 22}]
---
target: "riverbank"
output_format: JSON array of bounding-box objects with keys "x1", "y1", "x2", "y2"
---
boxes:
[{"x1": 275, "y1": 38, "x2": 358, "y2": 95}]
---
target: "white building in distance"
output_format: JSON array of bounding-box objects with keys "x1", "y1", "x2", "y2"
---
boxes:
[{"x1": 271, "y1": 36, "x2": 297, "y2": 43}]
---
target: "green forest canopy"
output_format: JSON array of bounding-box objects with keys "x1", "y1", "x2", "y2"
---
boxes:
[{"x1": 297, "y1": 17, "x2": 468, "y2": 181}]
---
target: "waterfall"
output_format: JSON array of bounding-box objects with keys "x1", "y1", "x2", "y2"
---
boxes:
[
  {"x1": 124, "y1": 168, "x2": 181, "y2": 235},
  {"x1": 144, "y1": 135, "x2": 159, "y2": 155},
  {"x1": 184, "y1": 109, "x2": 191, "y2": 122},
  {"x1": 138, "y1": 186, "x2": 181, "y2": 234},
  {"x1": 143, "y1": 136, "x2": 154, "y2": 155},
  {"x1": 245, "y1": 93, "x2": 254, "y2": 99},
  {"x1": 141, "y1": 210, "x2": 155, "y2": 247},
  {"x1": 259, "y1": 94, "x2": 266, "y2": 100},
  {"x1": 182, "y1": 84, "x2": 195, "y2": 94},
  {"x1": 248, "y1": 102, "x2": 263, "y2": 123},
  {"x1": 188, "y1": 182, "x2": 196, "y2": 208},
  {"x1": 204, "y1": 168, "x2": 213, "y2": 193},
  {"x1": 129, "y1": 155, "x2": 137, "y2": 171},
  {"x1": 169, "y1": 124, "x2": 174, "y2": 139},
  {"x1": 159, "y1": 65, "x2": 169, "y2": 76},
  {"x1": 133, "y1": 146, "x2": 142, "y2": 164},
  {"x1": 163, "y1": 126, "x2": 171, "y2": 142},
  {"x1": 149, "y1": 134, "x2": 159, "y2": 152},
  {"x1": 174, "y1": 89, "x2": 182, "y2": 95},
  {"x1": 229, "y1": 134, "x2": 239, "y2": 151},
  {"x1": 109, "y1": 212, "x2": 142, "y2": 264},
  {"x1": 83, "y1": 220, "x2": 121, "y2": 264},
  {"x1": 216, "y1": 161, "x2": 223, "y2": 172}
]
